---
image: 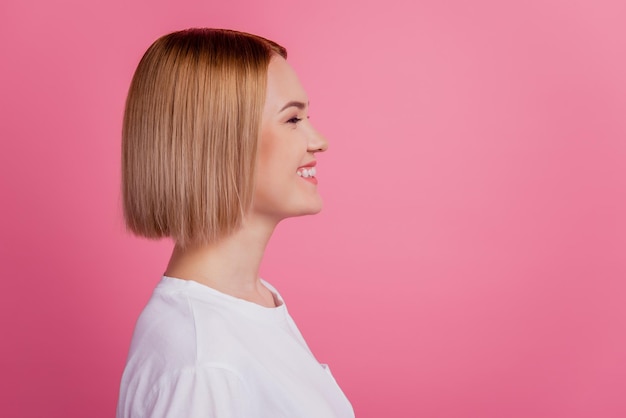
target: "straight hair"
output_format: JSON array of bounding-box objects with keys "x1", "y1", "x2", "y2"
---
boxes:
[{"x1": 122, "y1": 28, "x2": 287, "y2": 247}]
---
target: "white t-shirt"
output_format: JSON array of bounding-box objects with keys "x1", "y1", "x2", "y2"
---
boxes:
[{"x1": 117, "y1": 276, "x2": 354, "y2": 418}]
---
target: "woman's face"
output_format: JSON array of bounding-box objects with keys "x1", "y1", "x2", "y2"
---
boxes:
[{"x1": 252, "y1": 56, "x2": 328, "y2": 222}]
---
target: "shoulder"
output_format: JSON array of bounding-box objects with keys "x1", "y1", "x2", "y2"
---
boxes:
[
  {"x1": 118, "y1": 362, "x2": 255, "y2": 418},
  {"x1": 121, "y1": 276, "x2": 270, "y2": 383},
  {"x1": 117, "y1": 278, "x2": 259, "y2": 417},
  {"x1": 126, "y1": 277, "x2": 245, "y2": 370},
  {"x1": 128, "y1": 281, "x2": 198, "y2": 366}
]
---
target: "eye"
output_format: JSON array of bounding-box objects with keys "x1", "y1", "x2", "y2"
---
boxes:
[{"x1": 287, "y1": 116, "x2": 303, "y2": 124}]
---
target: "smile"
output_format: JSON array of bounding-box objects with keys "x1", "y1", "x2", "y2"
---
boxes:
[{"x1": 297, "y1": 167, "x2": 316, "y2": 178}]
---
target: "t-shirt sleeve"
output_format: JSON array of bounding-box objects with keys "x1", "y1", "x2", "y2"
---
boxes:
[{"x1": 141, "y1": 365, "x2": 254, "y2": 418}]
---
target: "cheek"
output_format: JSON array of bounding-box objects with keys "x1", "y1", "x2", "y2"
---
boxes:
[
  {"x1": 257, "y1": 132, "x2": 301, "y2": 177},
  {"x1": 257, "y1": 146, "x2": 286, "y2": 181},
  {"x1": 255, "y1": 138, "x2": 292, "y2": 202},
  {"x1": 257, "y1": 121, "x2": 312, "y2": 184}
]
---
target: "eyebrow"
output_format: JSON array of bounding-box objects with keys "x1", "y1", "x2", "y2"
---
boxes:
[{"x1": 279, "y1": 101, "x2": 309, "y2": 112}]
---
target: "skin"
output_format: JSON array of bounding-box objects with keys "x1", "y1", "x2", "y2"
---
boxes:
[{"x1": 164, "y1": 56, "x2": 328, "y2": 308}]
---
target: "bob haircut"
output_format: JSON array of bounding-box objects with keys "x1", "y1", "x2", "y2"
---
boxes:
[{"x1": 122, "y1": 28, "x2": 287, "y2": 248}]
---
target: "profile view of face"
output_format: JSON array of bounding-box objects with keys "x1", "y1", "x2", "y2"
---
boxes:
[{"x1": 253, "y1": 56, "x2": 329, "y2": 221}]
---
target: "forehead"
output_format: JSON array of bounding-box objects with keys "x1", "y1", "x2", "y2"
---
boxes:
[{"x1": 265, "y1": 56, "x2": 308, "y2": 109}]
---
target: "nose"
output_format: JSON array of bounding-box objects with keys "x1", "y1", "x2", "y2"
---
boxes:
[{"x1": 307, "y1": 126, "x2": 329, "y2": 153}]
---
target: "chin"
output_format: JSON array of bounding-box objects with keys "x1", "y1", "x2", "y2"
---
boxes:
[
  {"x1": 304, "y1": 205, "x2": 323, "y2": 216},
  {"x1": 287, "y1": 199, "x2": 323, "y2": 218},
  {"x1": 304, "y1": 197, "x2": 323, "y2": 215}
]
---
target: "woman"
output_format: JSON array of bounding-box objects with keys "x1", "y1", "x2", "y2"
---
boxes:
[{"x1": 117, "y1": 28, "x2": 354, "y2": 418}]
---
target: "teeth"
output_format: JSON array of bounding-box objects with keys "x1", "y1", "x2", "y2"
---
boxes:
[{"x1": 297, "y1": 167, "x2": 316, "y2": 178}]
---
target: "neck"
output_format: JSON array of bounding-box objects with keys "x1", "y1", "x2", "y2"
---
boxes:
[{"x1": 164, "y1": 214, "x2": 279, "y2": 307}]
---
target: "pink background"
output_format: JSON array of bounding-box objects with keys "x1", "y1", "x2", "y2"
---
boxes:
[{"x1": 1, "y1": 0, "x2": 625, "y2": 417}]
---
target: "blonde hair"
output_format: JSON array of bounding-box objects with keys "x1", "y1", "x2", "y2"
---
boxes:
[{"x1": 122, "y1": 28, "x2": 287, "y2": 247}]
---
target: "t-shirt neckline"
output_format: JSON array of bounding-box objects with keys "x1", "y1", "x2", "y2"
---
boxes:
[{"x1": 158, "y1": 275, "x2": 288, "y2": 323}]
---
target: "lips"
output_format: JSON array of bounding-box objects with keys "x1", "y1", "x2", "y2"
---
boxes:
[{"x1": 296, "y1": 161, "x2": 318, "y2": 184}]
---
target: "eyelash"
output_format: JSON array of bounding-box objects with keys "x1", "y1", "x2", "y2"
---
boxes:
[{"x1": 287, "y1": 115, "x2": 310, "y2": 124}]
